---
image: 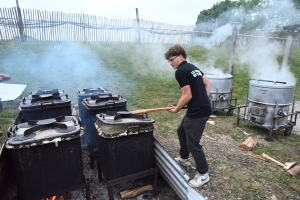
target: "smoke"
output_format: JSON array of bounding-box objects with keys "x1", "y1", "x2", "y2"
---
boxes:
[
  {"x1": 237, "y1": 41, "x2": 296, "y2": 83},
  {"x1": 1, "y1": 43, "x2": 134, "y2": 102},
  {"x1": 193, "y1": 23, "x2": 233, "y2": 47},
  {"x1": 192, "y1": 0, "x2": 299, "y2": 83},
  {"x1": 127, "y1": 44, "x2": 175, "y2": 79},
  {"x1": 214, "y1": 0, "x2": 300, "y2": 31},
  {"x1": 187, "y1": 58, "x2": 227, "y2": 76}
]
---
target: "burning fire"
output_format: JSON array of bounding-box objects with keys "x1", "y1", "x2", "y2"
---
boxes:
[
  {"x1": 42, "y1": 196, "x2": 58, "y2": 200},
  {"x1": 42, "y1": 192, "x2": 71, "y2": 200}
]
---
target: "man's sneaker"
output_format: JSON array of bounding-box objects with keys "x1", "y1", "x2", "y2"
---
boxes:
[
  {"x1": 188, "y1": 172, "x2": 210, "y2": 188},
  {"x1": 174, "y1": 157, "x2": 191, "y2": 167}
]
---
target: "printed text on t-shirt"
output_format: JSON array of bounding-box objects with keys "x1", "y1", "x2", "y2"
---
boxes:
[{"x1": 191, "y1": 70, "x2": 202, "y2": 77}]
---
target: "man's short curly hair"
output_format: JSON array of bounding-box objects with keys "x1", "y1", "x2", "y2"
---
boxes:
[{"x1": 164, "y1": 44, "x2": 187, "y2": 60}]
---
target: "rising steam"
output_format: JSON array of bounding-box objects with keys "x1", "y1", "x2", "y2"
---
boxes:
[
  {"x1": 237, "y1": 41, "x2": 296, "y2": 83},
  {"x1": 1, "y1": 43, "x2": 134, "y2": 101}
]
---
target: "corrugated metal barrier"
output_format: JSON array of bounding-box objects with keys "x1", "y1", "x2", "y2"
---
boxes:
[{"x1": 154, "y1": 139, "x2": 207, "y2": 200}]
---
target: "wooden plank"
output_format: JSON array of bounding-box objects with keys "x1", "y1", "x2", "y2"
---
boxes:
[
  {"x1": 30, "y1": 9, "x2": 36, "y2": 40},
  {"x1": 50, "y1": 11, "x2": 54, "y2": 41},
  {"x1": 206, "y1": 120, "x2": 215, "y2": 125},
  {"x1": 82, "y1": 13, "x2": 86, "y2": 42},
  {"x1": 32, "y1": 9, "x2": 37, "y2": 40},
  {"x1": 58, "y1": 11, "x2": 61, "y2": 41},
  {"x1": 77, "y1": 13, "x2": 81, "y2": 41},
  {"x1": 109, "y1": 18, "x2": 112, "y2": 42},
  {"x1": 240, "y1": 137, "x2": 253, "y2": 148},
  {"x1": 98, "y1": 15, "x2": 101, "y2": 42},
  {"x1": 6, "y1": 8, "x2": 14, "y2": 39},
  {"x1": 37, "y1": 10, "x2": 43, "y2": 41},
  {"x1": 53, "y1": 11, "x2": 57, "y2": 41},
  {"x1": 120, "y1": 184, "x2": 153, "y2": 198},
  {"x1": 70, "y1": 13, "x2": 73, "y2": 41},
  {"x1": 24, "y1": 9, "x2": 29, "y2": 39},
  {"x1": 90, "y1": 15, "x2": 93, "y2": 42},
  {"x1": 73, "y1": 14, "x2": 81, "y2": 41},
  {"x1": 2, "y1": 8, "x2": 11, "y2": 40},
  {"x1": 0, "y1": 8, "x2": 4, "y2": 40},
  {"x1": 62, "y1": 12, "x2": 66, "y2": 41},
  {"x1": 93, "y1": 15, "x2": 97, "y2": 42},
  {"x1": 43, "y1": 10, "x2": 47, "y2": 41},
  {"x1": 68, "y1": 13, "x2": 72, "y2": 41},
  {"x1": 7, "y1": 8, "x2": 16, "y2": 39}
]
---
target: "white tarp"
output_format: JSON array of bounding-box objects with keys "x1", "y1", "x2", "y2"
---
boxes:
[{"x1": 0, "y1": 83, "x2": 27, "y2": 101}]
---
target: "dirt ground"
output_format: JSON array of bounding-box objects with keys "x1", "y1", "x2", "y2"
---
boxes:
[
  {"x1": 3, "y1": 102, "x2": 300, "y2": 200},
  {"x1": 156, "y1": 100, "x2": 300, "y2": 200}
]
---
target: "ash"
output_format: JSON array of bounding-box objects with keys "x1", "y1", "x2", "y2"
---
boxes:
[{"x1": 70, "y1": 150, "x2": 157, "y2": 200}]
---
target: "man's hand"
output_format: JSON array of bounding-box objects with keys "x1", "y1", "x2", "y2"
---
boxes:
[{"x1": 167, "y1": 104, "x2": 177, "y2": 113}]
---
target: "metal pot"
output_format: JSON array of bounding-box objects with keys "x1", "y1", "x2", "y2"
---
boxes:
[
  {"x1": 246, "y1": 79, "x2": 296, "y2": 129},
  {"x1": 95, "y1": 111, "x2": 155, "y2": 138},
  {"x1": 206, "y1": 74, "x2": 235, "y2": 114}
]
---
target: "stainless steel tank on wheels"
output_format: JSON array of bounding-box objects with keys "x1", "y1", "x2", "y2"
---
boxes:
[
  {"x1": 237, "y1": 79, "x2": 299, "y2": 141},
  {"x1": 206, "y1": 74, "x2": 237, "y2": 116}
]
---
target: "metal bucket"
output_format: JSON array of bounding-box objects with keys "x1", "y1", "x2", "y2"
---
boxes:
[
  {"x1": 246, "y1": 79, "x2": 296, "y2": 129},
  {"x1": 206, "y1": 74, "x2": 234, "y2": 114},
  {"x1": 77, "y1": 87, "x2": 110, "y2": 149}
]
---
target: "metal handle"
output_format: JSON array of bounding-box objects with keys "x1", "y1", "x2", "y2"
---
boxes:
[
  {"x1": 251, "y1": 79, "x2": 287, "y2": 84},
  {"x1": 126, "y1": 125, "x2": 140, "y2": 133},
  {"x1": 40, "y1": 101, "x2": 55, "y2": 108},
  {"x1": 105, "y1": 101, "x2": 116, "y2": 107}
]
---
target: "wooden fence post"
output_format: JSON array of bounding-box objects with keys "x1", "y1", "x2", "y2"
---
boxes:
[
  {"x1": 135, "y1": 8, "x2": 141, "y2": 44},
  {"x1": 282, "y1": 24, "x2": 300, "y2": 68},
  {"x1": 282, "y1": 35, "x2": 293, "y2": 68},
  {"x1": 228, "y1": 27, "x2": 237, "y2": 75},
  {"x1": 15, "y1": 1, "x2": 25, "y2": 41}
]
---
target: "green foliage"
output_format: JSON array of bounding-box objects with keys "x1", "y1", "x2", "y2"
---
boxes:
[
  {"x1": 196, "y1": 0, "x2": 262, "y2": 25},
  {"x1": 293, "y1": 0, "x2": 300, "y2": 9},
  {"x1": 196, "y1": 0, "x2": 239, "y2": 24},
  {"x1": 196, "y1": 0, "x2": 299, "y2": 31}
]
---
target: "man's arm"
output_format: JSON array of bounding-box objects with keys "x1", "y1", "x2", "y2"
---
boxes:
[
  {"x1": 202, "y1": 75, "x2": 211, "y2": 97},
  {"x1": 168, "y1": 85, "x2": 192, "y2": 113}
]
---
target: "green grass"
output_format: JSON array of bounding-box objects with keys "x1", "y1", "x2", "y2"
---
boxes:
[{"x1": 0, "y1": 41, "x2": 300, "y2": 198}]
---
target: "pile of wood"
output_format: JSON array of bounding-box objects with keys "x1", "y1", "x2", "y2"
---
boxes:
[
  {"x1": 238, "y1": 129, "x2": 300, "y2": 178},
  {"x1": 239, "y1": 136, "x2": 258, "y2": 150}
]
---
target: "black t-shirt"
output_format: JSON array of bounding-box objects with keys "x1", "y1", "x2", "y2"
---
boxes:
[{"x1": 175, "y1": 61, "x2": 212, "y2": 118}]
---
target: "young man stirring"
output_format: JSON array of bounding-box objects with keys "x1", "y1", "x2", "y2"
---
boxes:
[{"x1": 165, "y1": 44, "x2": 212, "y2": 187}]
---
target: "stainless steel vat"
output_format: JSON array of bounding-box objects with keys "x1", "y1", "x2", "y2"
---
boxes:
[{"x1": 206, "y1": 74, "x2": 236, "y2": 115}]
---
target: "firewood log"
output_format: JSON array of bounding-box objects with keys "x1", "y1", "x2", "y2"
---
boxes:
[{"x1": 120, "y1": 184, "x2": 153, "y2": 198}]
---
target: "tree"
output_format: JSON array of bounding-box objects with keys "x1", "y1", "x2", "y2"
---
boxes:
[{"x1": 195, "y1": 0, "x2": 300, "y2": 31}]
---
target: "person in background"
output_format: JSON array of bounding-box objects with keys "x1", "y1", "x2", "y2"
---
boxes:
[{"x1": 164, "y1": 44, "x2": 212, "y2": 187}]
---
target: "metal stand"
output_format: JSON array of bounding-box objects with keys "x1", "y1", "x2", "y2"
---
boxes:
[
  {"x1": 211, "y1": 98, "x2": 237, "y2": 116},
  {"x1": 87, "y1": 143, "x2": 98, "y2": 169},
  {"x1": 237, "y1": 104, "x2": 299, "y2": 141},
  {"x1": 97, "y1": 160, "x2": 158, "y2": 200},
  {"x1": 89, "y1": 150, "x2": 97, "y2": 169},
  {"x1": 211, "y1": 88, "x2": 238, "y2": 116}
]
